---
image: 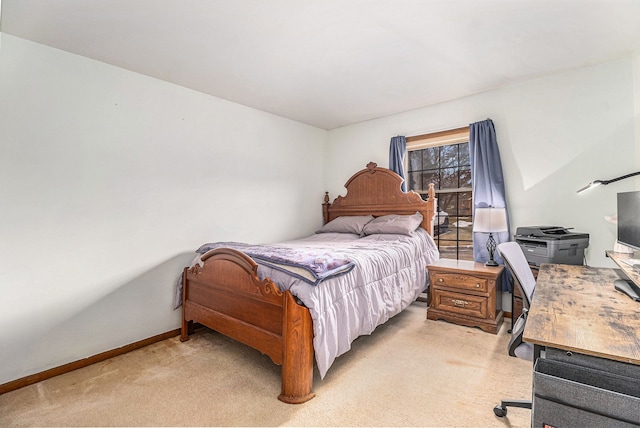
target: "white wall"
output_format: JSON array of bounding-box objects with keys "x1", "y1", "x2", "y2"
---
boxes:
[
  {"x1": 0, "y1": 34, "x2": 327, "y2": 385},
  {"x1": 326, "y1": 59, "x2": 638, "y2": 308}
]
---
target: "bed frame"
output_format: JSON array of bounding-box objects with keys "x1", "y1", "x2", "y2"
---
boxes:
[{"x1": 180, "y1": 162, "x2": 436, "y2": 403}]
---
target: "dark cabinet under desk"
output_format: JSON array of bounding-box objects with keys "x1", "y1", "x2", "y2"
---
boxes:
[{"x1": 533, "y1": 348, "x2": 640, "y2": 427}]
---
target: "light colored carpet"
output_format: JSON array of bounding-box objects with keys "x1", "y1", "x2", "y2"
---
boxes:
[{"x1": 0, "y1": 302, "x2": 532, "y2": 427}]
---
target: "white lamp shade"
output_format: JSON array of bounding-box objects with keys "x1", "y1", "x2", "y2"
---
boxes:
[{"x1": 473, "y1": 207, "x2": 508, "y2": 233}]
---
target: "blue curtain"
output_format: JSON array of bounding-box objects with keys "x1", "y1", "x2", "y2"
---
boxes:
[
  {"x1": 469, "y1": 119, "x2": 511, "y2": 291},
  {"x1": 389, "y1": 136, "x2": 407, "y2": 191}
]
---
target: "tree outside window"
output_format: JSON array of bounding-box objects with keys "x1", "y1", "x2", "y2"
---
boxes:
[{"x1": 407, "y1": 141, "x2": 473, "y2": 260}]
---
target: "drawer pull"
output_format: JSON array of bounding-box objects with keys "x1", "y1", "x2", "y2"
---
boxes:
[
  {"x1": 476, "y1": 283, "x2": 480, "y2": 288},
  {"x1": 452, "y1": 299, "x2": 468, "y2": 307},
  {"x1": 438, "y1": 278, "x2": 444, "y2": 282}
]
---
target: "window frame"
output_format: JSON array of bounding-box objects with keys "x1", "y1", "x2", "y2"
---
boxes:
[{"x1": 406, "y1": 126, "x2": 472, "y2": 260}]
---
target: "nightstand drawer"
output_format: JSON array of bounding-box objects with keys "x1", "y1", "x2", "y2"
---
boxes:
[
  {"x1": 431, "y1": 272, "x2": 489, "y2": 293},
  {"x1": 431, "y1": 289, "x2": 488, "y2": 319}
]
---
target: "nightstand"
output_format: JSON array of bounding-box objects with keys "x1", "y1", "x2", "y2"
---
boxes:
[{"x1": 427, "y1": 259, "x2": 504, "y2": 334}]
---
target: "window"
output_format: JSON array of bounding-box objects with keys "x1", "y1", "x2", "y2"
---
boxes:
[{"x1": 406, "y1": 127, "x2": 473, "y2": 260}]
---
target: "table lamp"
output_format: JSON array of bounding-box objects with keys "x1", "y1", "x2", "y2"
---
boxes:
[{"x1": 473, "y1": 207, "x2": 508, "y2": 266}]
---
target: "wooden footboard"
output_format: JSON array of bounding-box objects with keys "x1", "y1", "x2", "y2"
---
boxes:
[{"x1": 180, "y1": 248, "x2": 315, "y2": 404}]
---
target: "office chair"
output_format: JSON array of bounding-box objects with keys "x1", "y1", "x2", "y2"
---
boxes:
[{"x1": 493, "y1": 241, "x2": 536, "y2": 418}]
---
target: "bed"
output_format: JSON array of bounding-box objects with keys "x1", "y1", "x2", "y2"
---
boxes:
[{"x1": 179, "y1": 162, "x2": 439, "y2": 403}]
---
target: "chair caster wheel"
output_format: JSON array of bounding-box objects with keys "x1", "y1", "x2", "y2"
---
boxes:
[{"x1": 493, "y1": 405, "x2": 507, "y2": 417}]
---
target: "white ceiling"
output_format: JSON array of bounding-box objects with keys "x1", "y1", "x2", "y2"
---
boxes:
[{"x1": 2, "y1": 0, "x2": 640, "y2": 130}]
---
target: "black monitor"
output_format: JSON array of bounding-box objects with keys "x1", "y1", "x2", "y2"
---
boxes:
[{"x1": 617, "y1": 191, "x2": 640, "y2": 251}]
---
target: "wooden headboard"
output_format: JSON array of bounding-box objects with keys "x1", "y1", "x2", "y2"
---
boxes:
[{"x1": 322, "y1": 162, "x2": 437, "y2": 235}]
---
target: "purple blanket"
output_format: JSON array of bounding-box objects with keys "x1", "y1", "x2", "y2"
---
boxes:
[{"x1": 196, "y1": 242, "x2": 355, "y2": 285}]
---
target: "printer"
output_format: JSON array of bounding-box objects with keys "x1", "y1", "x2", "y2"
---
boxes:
[{"x1": 514, "y1": 226, "x2": 589, "y2": 266}]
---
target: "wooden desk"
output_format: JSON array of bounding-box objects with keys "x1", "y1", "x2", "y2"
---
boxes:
[
  {"x1": 522, "y1": 262, "x2": 640, "y2": 426},
  {"x1": 524, "y1": 263, "x2": 640, "y2": 365}
]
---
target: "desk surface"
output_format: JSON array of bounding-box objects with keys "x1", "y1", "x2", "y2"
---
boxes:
[{"x1": 523, "y1": 263, "x2": 640, "y2": 366}]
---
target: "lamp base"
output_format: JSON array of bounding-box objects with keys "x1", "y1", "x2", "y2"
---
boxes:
[{"x1": 485, "y1": 233, "x2": 499, "y2": 267}]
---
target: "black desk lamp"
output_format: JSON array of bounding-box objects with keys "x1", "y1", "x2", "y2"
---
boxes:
[
  {"x1": 473, "y1": 207, "x2": 508, "y2": 266},
  {"x1": 576, "y1": 171, "x2": 640, "y2": 194}
]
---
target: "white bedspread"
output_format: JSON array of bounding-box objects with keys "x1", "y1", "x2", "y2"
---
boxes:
[{"x1": 255, "y1": 229, "x2": 439, "y2": 377}]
